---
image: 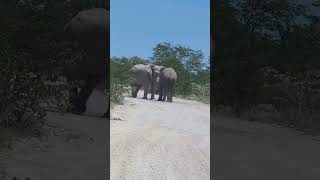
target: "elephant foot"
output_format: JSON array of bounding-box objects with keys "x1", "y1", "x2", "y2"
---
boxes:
[
  {"x1": 150, "y1": 97, "x2": 154, "y2": 100},
  {"x1": 142, "y1": 97, "x2": 148, "y2": 99},
  {"x1": 157, "y1": 99, "x2": 162, "y2": 101},
  {"x1": 68, "y1": 104, "x2": 86, "y2": 114}
]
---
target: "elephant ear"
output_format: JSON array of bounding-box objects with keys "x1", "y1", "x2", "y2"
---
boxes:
[
  {"x1": 146, "y1": 64, "x2": 155, "y2": 75},
  {"x1": 146, "y1": 64, "x2": 157, "y2": 81}
]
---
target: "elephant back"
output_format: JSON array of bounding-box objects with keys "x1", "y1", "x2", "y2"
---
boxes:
[
  {"x1": 65, "y1": 8, "x2": 109, "y2": 77},
  {"x1": 66, "y1": 8, "x2": 107, "y2": 33},
  {"x1": 168, "y1": 67, "x2": 177, "y2": 80},
  {"x1": 68, "y1": 9, "x2": 107, "y2": 52},
  {"x1": 160, "y1": 67, "x2": 177, "y2": 80}
]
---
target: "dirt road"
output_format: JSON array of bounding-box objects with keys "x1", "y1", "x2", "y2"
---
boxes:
[
  {"x1": 3, "y1": 89, "x2": 319, "y2": 179},
  {"x1": 112, "y1": 91, "x2": 320, "y2": 180},
  {"x1": 110, "y1": 91, "x2": 211, "y2": 180},
  {"x1": 213, "y1": 116, "x2": 320, "y2": 180},
  {"x1": 0, "y1": 90, "x2": 109, "y2": 180}
]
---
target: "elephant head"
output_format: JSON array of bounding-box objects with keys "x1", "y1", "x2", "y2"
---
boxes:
[
  {"x1": 146, "y1": 64, "x2": 164, "y2": 82},
  {"x1": 63, "y1": 8, "x2": 109, "y2": 116}
]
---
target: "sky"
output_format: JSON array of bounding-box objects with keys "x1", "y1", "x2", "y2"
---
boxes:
[{"x1": 110, "y1": 0, "x2": 210, "y2": 61}]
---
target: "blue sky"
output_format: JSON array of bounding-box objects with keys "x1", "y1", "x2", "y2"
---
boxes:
[{"x1": 110, "y1": 0, "x2": 210, "y2": 62}]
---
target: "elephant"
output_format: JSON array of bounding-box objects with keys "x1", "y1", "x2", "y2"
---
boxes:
[
  {"x1": 155, "y1": 76, "x2": 160, "y2": 94},
  {"x1": 63, "y1": 8, "x2": 109, "y2": 116},
  {"x1": 158, "y1": 67, "x2": 177, "y2": 102},
  {"x1": 129, "y1": 64, "x2": 164, "y2": 100},
  {"x1": 147, "y1": 76, "x2": 160, "y2": 94}
]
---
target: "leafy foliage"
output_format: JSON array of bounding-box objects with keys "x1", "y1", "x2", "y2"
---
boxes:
[
  {"x1": 110, "y1": 56, "x2": 147, "y2": 103},
  {"x1": 0, "y1": 0, "x2": 106, "y2": 128},
  {"x1": 150, "y1": 42, "x2": 208, "y2": 96},
  {"x1": 214, "y1": 0, "x2": 320, "y2": 133}
]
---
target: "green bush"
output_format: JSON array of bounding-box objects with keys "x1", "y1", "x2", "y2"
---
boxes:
[
  {"x1": 0, "y1": 0, "x2": 86, "y2": 128},
  {"x1": 110, "y1": 78, "x2": 130, "y2": 104},
  {"x1": 0, "y1": 51, "x2": 65, "y2": 128}
]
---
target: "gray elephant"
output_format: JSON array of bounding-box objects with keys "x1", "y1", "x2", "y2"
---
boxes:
[
  {"x1": 158, "y1": 67, "x2": 177, "y2": 102},
  {"x1": 63, "y1": 8, "x2": 109, "y2": 116},
  {"x1": 147, "y1": 76, "x2": 160, "y2": 94},
  {"x1": 155, "y1": 76, "x2": 160, "y2": 94},
  {"x1": 129, "y1": 64, "x2": 163, "y2": 100}
]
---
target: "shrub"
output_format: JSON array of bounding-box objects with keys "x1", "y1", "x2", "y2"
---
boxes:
[
  {"x1": 245, "y1": 67, "x2": 320, "y2": 134},
  {"x1": 0, "y1": 52, "x2": 56, "y2": 128}
]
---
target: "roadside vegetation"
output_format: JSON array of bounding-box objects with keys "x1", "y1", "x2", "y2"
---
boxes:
[
  {"x1": 213, "y1": 0, "x2": 320, "y2": 135},
  {"x1": 0, "y1": 0, "x2": 106, "y2": 129}
]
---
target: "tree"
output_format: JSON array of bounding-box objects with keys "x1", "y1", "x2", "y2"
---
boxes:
[
  {"x1": 236, "y1": 0, "x2": 306, "y2": 47},
  {"x1": 150, "y1": 42, "x2": 207, "y2": 96}
]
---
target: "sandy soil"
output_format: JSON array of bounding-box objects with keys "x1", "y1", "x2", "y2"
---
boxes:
[{"x1": 110, "y1": 91, "x2": 211, "y2": 180}]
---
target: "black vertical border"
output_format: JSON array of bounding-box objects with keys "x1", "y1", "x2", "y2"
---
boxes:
[
  {"x1": 210, "y1": 0, "x2": 214, "y2": 178},
  {"x1": 106, "y1": 0, "x2": 111, "y2": 179}
]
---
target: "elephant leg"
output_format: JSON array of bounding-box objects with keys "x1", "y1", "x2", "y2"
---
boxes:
[
  {"x1": 167, "y1": 83, "x2": 171, "y2": 102},
  {"x1": 131, "y1": 86, "x2": 136, "y2": 97},
  {"x1": 131, "y1": 84, "x2": 139, "y2": 98},
  {"x1": 150, "y1": 82, "x2": 155, "y2": 100},
  {"x1": 101, "y1": 100, "x2": 110, "y2": 118},
  {"x1": 69, "y1": 92, "x2": 86, "y2": 114},
  {"x1": 170, "y1": 88, "x2": 174, "y2": 102},
  {"x1": 169, "y1": 90, "x2": 173, "y2": 102},
  {"x1": 133, "y1": 85, "x2": 141, "y2": 98},
  {"x1": 68, "y1": 80, "x2": 89, "y2": 113},
  {"x1": 68, "y1": 85, "x2": 81, "y2": 112},
  {"x1": 158, "y1": 84, "x2": 163, "y2": 101},
  {"x1": 101, "y1": 104, "x2": 109, "y2": 118},
  {"x1": 168, "y1": 82, "x2": 172, "y2": 102},
  {"x1": 163, "y1": 85, "x2": 167, "y2": 101},
  {"x1": 170, "y1": 80, "x2": 176, "y2": 102},
  {"x1": 169, "y1": 89, "x2": 173, "y2": 102},
  {"x1": 72, "y1": 76, "x2": 100, "y2": 114},
  {"x1": 69, "y1": 84, "x2": 79, "y2": 106},
  {"x1": 142, "y1": 83, "x2": 149, "y2": 99}
]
